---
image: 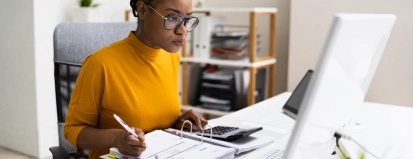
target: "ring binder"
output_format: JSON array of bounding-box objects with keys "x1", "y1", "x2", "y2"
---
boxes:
[
  {"x1": 200, "y1": 125, "x2": 213, "y2": 143},
  {"x1": 179, "y1": 121, "x2": 213, "y2": 144},
  {"x1": 180, "y1": 120, "x2": 193, "y2": 139}
]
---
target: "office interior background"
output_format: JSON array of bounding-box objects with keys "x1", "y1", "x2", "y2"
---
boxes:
[{"x1": 0, "y1": 0, "x2": 412, "y2": 158}]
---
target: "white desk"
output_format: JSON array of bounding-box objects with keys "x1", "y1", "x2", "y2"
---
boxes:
[{"x1": 208, "y1": 92, "x2": 413, "y2": 159}]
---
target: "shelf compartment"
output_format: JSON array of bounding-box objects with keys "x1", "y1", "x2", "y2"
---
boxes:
[{"x1": 181, "y1": 58, "x2": 276, "y2": 68}]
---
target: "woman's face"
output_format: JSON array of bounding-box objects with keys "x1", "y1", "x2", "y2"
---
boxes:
[{"x1": 139, "y1": 0, "x2": 193, "y2": 53}]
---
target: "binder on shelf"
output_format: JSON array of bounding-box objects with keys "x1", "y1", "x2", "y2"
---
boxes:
[
  {"x1": 192, "y1": 16, "x2": 226, "y2": 59},
  {"x1": 100, "y1": 121, "x2": 236, "y2": 159}
]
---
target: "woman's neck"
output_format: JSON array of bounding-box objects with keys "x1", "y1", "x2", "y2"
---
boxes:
[{"x1": 134, "y1": 25, "x2": 160, "y2": 49}]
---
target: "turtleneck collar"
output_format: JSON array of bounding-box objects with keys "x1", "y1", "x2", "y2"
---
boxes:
[{"x1": 125, "y1": 31, "x2": 166, "y2": 59}]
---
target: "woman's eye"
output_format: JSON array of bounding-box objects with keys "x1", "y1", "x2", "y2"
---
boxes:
[{"x1": 167, "y1": 16, "x2": 178, "y2": 22}]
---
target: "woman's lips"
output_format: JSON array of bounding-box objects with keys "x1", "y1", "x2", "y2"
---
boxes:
[{"x1": 173, "y1": 39, "x2": 184, "y2": 46}]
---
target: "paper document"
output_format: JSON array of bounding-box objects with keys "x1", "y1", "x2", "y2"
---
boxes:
[
  {"x1": 165, "y1": 128, "x2": 275, "y2": 154},
  {"x1": 100, "y1": 130, "x2": 235, "y2": 159}
]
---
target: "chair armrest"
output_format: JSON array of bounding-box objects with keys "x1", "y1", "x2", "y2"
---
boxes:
[{"x1": 49, "y1": 146, "x2": 70, "y2": 159}]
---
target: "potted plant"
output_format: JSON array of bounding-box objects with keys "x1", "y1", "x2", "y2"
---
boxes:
[{"x1": 72, "y1": 0, "x2": 101, "y2": 22}]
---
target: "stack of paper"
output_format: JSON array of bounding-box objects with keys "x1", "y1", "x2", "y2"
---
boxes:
[
  {"x1": 165, "y1": 128, "x2": 275, "y2": 154},
  {"x1": 100, "y1": 130, "x2": 235, "y2": 159}
]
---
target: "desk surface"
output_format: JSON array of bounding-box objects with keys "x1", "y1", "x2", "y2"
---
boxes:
[{"x1": 209, "y1": 92, "x2": 413, "y2": 159}]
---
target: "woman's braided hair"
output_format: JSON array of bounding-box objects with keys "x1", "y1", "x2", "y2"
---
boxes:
[{"x1": 130, "y1": 0, "x2": 153, "y2": 18}]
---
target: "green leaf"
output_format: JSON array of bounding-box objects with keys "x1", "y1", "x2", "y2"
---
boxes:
[
  {"x1": 92, "y1": 3, "x2": 100, "y2": 8},
  {"x1": 79, "y1": 0, "x2": 93, "y2": 7}
]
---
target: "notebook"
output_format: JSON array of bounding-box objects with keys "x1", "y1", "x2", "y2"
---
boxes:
[{"x1": 100, "y1": 130, "x2": 235, "y2": 159}]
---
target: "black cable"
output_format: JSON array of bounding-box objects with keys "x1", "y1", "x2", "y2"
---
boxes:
[{"x1": 334, "y1": 132, "x2": 350, "y2": 159}]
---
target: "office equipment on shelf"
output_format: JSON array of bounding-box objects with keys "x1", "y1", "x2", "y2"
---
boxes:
[
  {"x1": 195, "y1": 65, "x2": 266, "y2": 112},
  {"x1": 165, "y1": 127, "x2": 275, "y2": 154},
  {"x1": 100, "y1": 125, "x2": 236, "y2": 159},
  {"x1": 197, "y1": 66, "x2": 235, "y2": 111},
  {"x1": 283, "y1": 13, "x2": 396, "y2": 159},
  {"x1": 210, "y1": 25, "x2": 258, "y2": 61},
  {"x1": 181, "y1": 8, "x2": 277, "y2": 111},
  {"x1": 281, "y1": 70, "x2": 313, "y2": 119}
]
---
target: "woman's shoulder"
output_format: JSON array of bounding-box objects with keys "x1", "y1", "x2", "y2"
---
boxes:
[
  {"x1": 97, "y1": 39, "x2": 132, "y2": 55},
  {"x1": 89, "y1": 39, "x2": 133, "y2": 59},
  {"x1": 82, "y1": 39, "x2": 133, "y2": 66}
]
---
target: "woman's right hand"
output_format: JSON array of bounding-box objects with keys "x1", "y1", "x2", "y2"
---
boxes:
[{"x1": 115, "y1": 127, "x2": 146, "y2": 156}]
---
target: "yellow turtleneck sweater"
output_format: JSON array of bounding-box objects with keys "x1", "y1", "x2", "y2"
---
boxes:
[{"x1": 64, "y1": 31, "x2": 181, "y2": 159}]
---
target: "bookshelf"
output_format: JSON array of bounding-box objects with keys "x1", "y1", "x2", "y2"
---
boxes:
[
  {"x1": 125, "y1": 7, "x2": 277, "y2": 117},
  {"x1": 181, "y1": 7, "x2": 277, "y2": 116}
]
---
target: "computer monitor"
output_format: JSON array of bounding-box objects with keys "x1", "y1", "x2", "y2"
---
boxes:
[
  {"x1": 283, "y1": 13, "x2": 396, "y2": 158},
  {"x1": 282, "y1": 70, "x2": 313, "y2": 119}
]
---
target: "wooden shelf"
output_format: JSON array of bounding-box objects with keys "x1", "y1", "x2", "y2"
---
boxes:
[
  {"x1": 180, "y1": 58, "x2": 276, "y2": 68},
  {"x1": 181, "y1": 105, "x2": 233, "y2": 116},
  {"x1": 181, "y1": 7, "x2": 277, "y2": 113}
]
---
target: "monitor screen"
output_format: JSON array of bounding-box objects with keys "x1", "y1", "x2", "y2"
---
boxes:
[{"x1": 283, "y1": 13, "x2": 397, "y2": 159}]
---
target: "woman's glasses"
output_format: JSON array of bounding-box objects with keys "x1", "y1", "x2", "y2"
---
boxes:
[{"x1": 147, "y1": 5, "x2": 199, "y2": 32}]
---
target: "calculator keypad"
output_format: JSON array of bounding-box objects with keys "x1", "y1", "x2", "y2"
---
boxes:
[{"x1": 203, "y1": 126, "x2": 239, "y2": 135}]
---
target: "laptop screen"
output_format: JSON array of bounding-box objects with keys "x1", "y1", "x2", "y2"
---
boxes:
[{"x1": 282, "y1": 70, "x2": 313, "y2": 118}]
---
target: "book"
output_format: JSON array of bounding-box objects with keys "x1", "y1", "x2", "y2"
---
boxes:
[{"x1": 100, "y1": 130, "x2": 235, "y2": 159}]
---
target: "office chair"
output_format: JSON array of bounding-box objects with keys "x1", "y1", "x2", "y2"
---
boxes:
[{"x1": 50, "y1": 22, "x2": 137, "y2": 159}]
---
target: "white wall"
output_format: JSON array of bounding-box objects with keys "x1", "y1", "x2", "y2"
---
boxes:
[
  {"x1": 289, "y1": 0, "x2": 413, "y2": 107},
  {"x1": 33, "y1": 0, "x2": 73, "y2": 157},
  {"x1": 0, "y1": 0, "x2": 131, "y2": 158},
  {"x1": 0, "y1": 0, "x2": 40, "y2": 157}
]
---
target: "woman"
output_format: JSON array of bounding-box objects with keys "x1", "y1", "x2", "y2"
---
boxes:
[{"x1": 64, "y1": 0, "x2": 207, "y2": 158}]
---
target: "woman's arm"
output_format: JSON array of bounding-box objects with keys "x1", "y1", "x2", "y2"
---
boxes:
[{"x1": 77, "y1": 126, "x2": 146, "y2": 156}]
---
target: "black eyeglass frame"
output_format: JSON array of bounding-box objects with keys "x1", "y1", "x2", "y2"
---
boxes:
[{"x1": 147, "y1": 5, "x2": 199, "y2": 31}]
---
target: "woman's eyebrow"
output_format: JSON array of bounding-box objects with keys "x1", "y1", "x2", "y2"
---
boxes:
[
  {"x1": 165, "y1": 8, "x2": 193, "y2": 15},
  {"x1": 165, "y1": 8, "x2": 181, "y2": 14}
]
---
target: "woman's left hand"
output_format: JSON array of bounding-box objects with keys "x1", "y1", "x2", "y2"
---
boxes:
[{"x1": 173, "y1": 110, "x2": 208, "y2": 131}]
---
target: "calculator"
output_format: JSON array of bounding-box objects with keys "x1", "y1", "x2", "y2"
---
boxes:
[{"x1": 196, "y1": 126, "x2": 263, "y2": 141}]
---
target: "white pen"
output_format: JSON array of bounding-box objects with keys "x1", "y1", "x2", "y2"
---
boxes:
[{"x1": 113, "y1": 114, "x2": 140, "y2": 139}]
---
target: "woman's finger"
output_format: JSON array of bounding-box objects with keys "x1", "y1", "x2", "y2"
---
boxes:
[
  {"x1": 132, "y1": 127, "x2": 146, "y2": 141},
  {"x1": 189, "y1": 112, "x2": 204, "y2": 131}
]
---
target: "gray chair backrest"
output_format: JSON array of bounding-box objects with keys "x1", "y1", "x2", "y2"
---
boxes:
[
  {"x1": 53, "y1": 22, "x2": 137, "y2": 153},
  {"x1": 54, "y1": 22, "x2": 138, "y2": 66}
]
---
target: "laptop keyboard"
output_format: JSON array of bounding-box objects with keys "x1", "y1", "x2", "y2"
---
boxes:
[{"x1": 202, "y1": 126, "x2": 239, "y2": 135}]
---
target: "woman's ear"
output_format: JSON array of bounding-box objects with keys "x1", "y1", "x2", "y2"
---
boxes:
[{"x1": 137, "y1": 1, "x2": 147, "y2": 20}]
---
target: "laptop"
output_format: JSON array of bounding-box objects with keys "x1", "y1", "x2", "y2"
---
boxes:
[
  {"x1": 282, "y1": 70, "x2": 313, "y2": 119},
  {"x1": 195, "y1": 70, "x2": 312, "y2": 141}
]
